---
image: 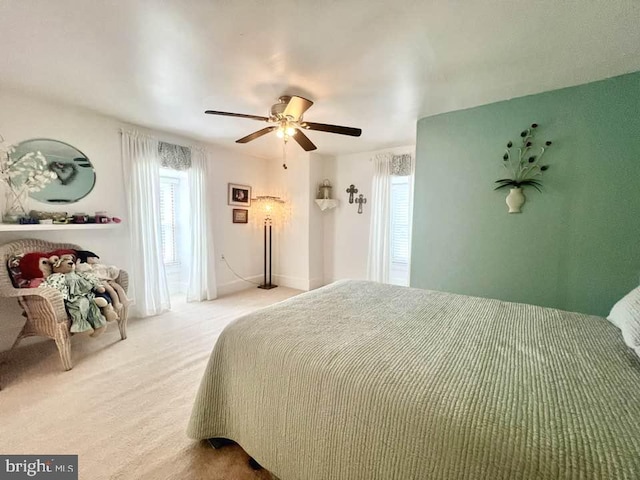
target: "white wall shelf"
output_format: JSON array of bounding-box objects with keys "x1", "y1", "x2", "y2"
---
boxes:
[
  {"x1": 315, "y1": 199, "x2": 339, "y2": 211},
  {"x1": 0, "y1": 223, "x2": 122, "y2": 232}
]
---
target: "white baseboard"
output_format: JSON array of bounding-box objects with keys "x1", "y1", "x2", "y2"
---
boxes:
[
  {"x1": 308, "y1": 276, "x2": 327, "y2": 290},
  {"x1": 272, "y1": 274, "x2": 311, "y2": 291},
  {"x1": 220, "y1": 275, "x2": 328, "y2": 293},
  {"x1": 217, "y1": 275, "x2": 263, "y2": 296}
]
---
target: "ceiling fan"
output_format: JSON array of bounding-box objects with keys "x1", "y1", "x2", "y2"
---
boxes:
[{"x1": 204, "y1": 95, "x2": 362, "y2": 152}]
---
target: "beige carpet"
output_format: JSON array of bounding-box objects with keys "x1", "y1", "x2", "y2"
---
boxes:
[{"x1": 0, "y1": 286, "x2": 300, "y2": 479}]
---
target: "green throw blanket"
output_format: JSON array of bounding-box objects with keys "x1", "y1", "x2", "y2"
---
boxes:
[{"x1": 189, "y1": 280, "x2": 640, "y2": 480}]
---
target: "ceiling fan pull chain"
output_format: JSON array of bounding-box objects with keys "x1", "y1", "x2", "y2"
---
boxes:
[{"x1": 282, "y1": 138, "x2": 288, "y2": 170}]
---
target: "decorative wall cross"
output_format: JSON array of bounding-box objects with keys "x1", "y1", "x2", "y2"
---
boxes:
[
  {"x1": 356, "y1": 194, "x2": 367, "y2": 214},
  {"x1": 346, "y1": 184, "x2": 358, "y2": 204}
]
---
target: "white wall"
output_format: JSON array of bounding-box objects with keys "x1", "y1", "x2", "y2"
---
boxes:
[
  {"x1": 209, "y1": 148, "x2": 269, "y2": 295},
  {"x1": 308, "y1": 153, "x2": 328, "y2": 290},
  {"x1": 323, "y1": 145, "x2": 415, "y2": 284},
  {"x1": 0, "y1": 90, "x2": 268, "y2": 350},
  {"x1": 264, "y1": 150, "x2": 332, "y2": 291},
  {"x1": 268, "y1": 150, "x2": 310, "y2": 290}
]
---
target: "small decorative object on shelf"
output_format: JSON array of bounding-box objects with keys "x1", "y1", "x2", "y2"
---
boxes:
[
  {"x1": 0, "y1": 134, "x2": 57, "y2": 223},
  {"x1": 72, "y1": 213, "x2": 89, "y2": 224},
  {"x1": 29, "y1": 210, "x2": 70, "y2": 224},
  {"x1": 356, "y1": 193, "x2": 367, "y2": 214},
  {"x1": 346, "y1": 184, "x2": 358, "y2": 204},
  {"x1": 0, "y1": 210, "x2": 124, "y2": 227},
  {"x1": 318, "y1": 179, "x2": 333, "y2": 200},
  {"x1": 95, "y1": 211, "x2": 109, "y2": 223},
  {"x1": 494, "y1": 123, "x2": 553, "y2": 213}
]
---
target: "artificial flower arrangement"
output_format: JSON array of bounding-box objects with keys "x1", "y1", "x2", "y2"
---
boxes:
[
  {"x1": 0, "y1": 135, "x2": 56, "y2": 218},
  {"x1": 495, "y1": 123, "x2": 552, "y2": 193}
]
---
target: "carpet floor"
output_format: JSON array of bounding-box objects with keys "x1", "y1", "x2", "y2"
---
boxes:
[{"x1": 0, "y1": 286, "x2": 300, "y2": 479}]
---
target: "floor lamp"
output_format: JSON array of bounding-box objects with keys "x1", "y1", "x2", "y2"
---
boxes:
[{"x1": 252, "y1": 195, "x2": 285, "y2": 290}]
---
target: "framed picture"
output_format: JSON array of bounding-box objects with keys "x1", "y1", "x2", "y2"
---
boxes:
[
  {"x1": 232, "y1": 208, "x2": 248, "y2": 224},
  {"x1": 228, "y1": 183, "x2": 252, "y2": 207}
]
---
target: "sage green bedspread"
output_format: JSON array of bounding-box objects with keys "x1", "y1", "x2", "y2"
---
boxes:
[{"x1": 188, "y1": 280, "x2": 640, "y2": 479}]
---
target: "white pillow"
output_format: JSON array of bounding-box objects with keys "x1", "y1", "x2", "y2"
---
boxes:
[{"x1": 607, "y1": 287, "x2": 640, "y2": 356}]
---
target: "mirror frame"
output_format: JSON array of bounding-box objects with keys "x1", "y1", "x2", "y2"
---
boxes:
[{"x1": 12, "y1": 138, "x2": 97, "y2": 204}]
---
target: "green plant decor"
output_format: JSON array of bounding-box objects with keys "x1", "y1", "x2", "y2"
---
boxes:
[{"x1": 495, "y1": 123, "x2": 552, "y2": 192}]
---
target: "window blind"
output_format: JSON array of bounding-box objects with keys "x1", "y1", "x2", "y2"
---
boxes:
[
  {"x1": 159, "y1": 177, "x2": 179, "y2": 265},
  {"x1": 390, "y1": 177, "x2": 410, "y2": 265}
]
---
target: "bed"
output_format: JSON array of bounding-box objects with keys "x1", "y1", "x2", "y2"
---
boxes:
[{"x1": 188, "y1": 280, "x2": 640, "y2": 479}]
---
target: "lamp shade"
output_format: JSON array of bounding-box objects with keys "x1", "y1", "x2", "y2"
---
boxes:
[{"x1": 251, "y1": 195, "x2": 287, "y2": 225}]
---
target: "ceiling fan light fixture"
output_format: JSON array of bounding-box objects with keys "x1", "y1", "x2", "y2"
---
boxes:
[{"x1": 205, "y1": 95, "x2": 362, "y2": 152}]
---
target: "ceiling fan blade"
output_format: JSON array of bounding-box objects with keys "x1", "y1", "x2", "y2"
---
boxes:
[
  {"x1": 303, "y1": 122, "x2": 362, "y2": 137},
  {"x1": 205, "y1": 110, "x2": 269, "y2": 122},
  {"x1": 292, "y1": 129, "x2": 317, "y2": 151},
  {"x1": 236, "y1": 126, "x2": 278, "y2": 143},
  {"x1": 282, "y1": 96, "x2": 314, "y2": 120}
]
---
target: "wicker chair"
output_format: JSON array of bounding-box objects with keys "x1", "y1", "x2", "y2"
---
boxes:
[{"x1": 0, "y1": 239, "x2": 129, "y2": 371}]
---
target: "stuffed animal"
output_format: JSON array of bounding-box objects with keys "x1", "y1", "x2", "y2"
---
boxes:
[
  {"x1": 48, "y1": 251, "x2": 120, "y2": 320},
  {"x1": 19, "y1": 252, "x2": 54, "y2": 288},
  {"x1": 43, "y1": 256, "x2": 115, "y2": 337},
  {"x1": 62, "y1": 254, "x2": 119, "y2": 323},
  {"x1": 75, "y1": 250, "x2": 120, "y2": 280},
  {"x1": 75, "y1": 249, "x2": 128, "y2": 310},
  {"x1": 50, "y1": 249, "x2": 77, "y2": 259}
]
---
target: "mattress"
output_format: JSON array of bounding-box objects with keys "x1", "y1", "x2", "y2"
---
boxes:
[{"x1": 188, "y1": 280, "x2": 640, "y2": 479}]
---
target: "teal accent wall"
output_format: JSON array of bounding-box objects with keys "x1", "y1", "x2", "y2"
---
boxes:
[{"x1": 410, "y1": 72, "x2": 640, "y2": 316}]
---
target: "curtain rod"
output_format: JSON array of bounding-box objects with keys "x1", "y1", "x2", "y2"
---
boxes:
[{"x1": 118, "y1": 127, "x2": 208, "y2": 153}]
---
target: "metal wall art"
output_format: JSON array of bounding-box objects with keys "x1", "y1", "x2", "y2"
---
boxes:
[
  {"x1": 346, "y1": 184, "x2": 358, "y2": 204},
  {"x1": 355, "y1": 194, "x2": 367, "y2": 214},
  {"x1": 345, "y1": 184, "x2": 366, "y2": 214}
]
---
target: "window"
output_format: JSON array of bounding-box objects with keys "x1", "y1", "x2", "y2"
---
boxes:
[
  {"x1": 390, "y1": 176, "x2": 412, "y2": 286},
  {"x1": 160, "y1": 168, "x2": 190, "y2": 296},
  {"x1": 391, "y1": 176, "x2": 410, "y2": 264},
  {"x1": 159, "y1": 176, "x2": 180, "y2": 265}
]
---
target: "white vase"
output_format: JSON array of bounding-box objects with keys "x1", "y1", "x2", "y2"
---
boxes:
[
  {"x1": 2, "y1": 184, "x2": 28, "y2": 222},
  {"x1": 506, "y1": 187, "x2": 525, "y2": 213}
]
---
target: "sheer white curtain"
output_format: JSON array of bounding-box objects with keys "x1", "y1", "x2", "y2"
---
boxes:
[
  {"x1": 186, "y1": 148, "x2": 217, "y2": 301},
  {"x1": 367, "y1": 153, "x2": 393, "y2": 282},
  {"x1": 121, "y1": 130, "x2": 171, "y2": 317},
  {"x1": 367, "y1": 152, "x2": 414, "y2": 283}
]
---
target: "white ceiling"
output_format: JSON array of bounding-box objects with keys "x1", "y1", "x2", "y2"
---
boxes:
[{"x1": 1, "y1": 1, "x2": 639, "y2": 159}]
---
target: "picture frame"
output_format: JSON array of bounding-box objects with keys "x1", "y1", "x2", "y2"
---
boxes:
[
  {"x1": 228, "y1": 183, "x2": 252, "y2": 207},
  {"x1": 232, "y1": 208, "x2": 248, "y2": 224}
]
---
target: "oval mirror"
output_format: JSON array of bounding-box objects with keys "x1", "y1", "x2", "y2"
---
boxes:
[{"x1": 10, "y1": 139, "x2": 96, "y2": 204}]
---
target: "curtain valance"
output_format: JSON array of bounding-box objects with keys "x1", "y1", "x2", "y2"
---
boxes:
[
  {"x1": 158, "y1": 141, "x2": 192, "y2": 170},
  {"x1": 391, "y1": 153, "x2": 413, "y2": 176}
]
